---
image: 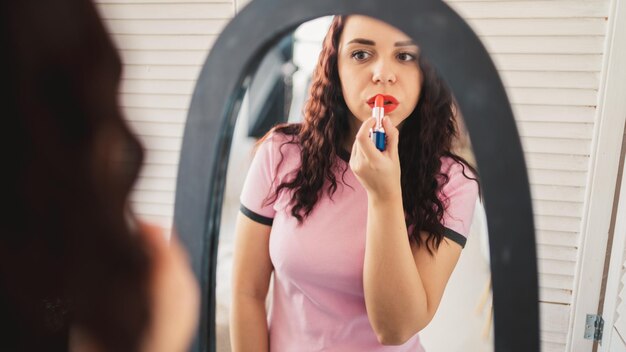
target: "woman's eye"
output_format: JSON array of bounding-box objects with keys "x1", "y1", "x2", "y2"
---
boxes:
[
  {"x1": 398, "y1": 52, "x2": 417, "y2": 62},
  {"x1": 351, "y1": 50, "x2": 371, "y2": 61}
]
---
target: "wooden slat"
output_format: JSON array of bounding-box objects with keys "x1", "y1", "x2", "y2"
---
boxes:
[
  {"x1": 537, "y1": 244, "x2": 578, "y2": 261},
  {"x1": 134, "y1": 177, "x2": 177, "y2": 192},
  {"x1": 535, "y1": 215, "x2": 582, "y2": 232},
  {"x1": 512, "y1": 105, "x2": 596, "y2": 123},
  {"x1": 119, "y1": 50, "x2": 207, "y2": 66},
  {"x1": 536, "y1": 230, "x2": 579, "y2": 247},
  {"x1": 138, "y1": 135, "x2": 183, "y2": 152},
  {"x1": 540, "y1": 287, "x2": 574, "y2": 305},
  {"x1": 128, "y1": 120, "x2": 184, "y2": 138},
  {"x1": 131, "y1": 202, "x2": 174, "y2": 217},
  {"x1": 120, "y1": 79, "x2": 196, "y2": 95},
  {"x1": 508, "y1": 88, "x2": 598, "y2": 107},
  {"x1": 122, "y1": 107, "x2": 188, "y2": 123},
  {"x1": 480, "y1": 36, "x2": 605, "y2": 54},
  {"x1": 97, "y1": 4, "x2": 234, "y2": 20},
  {"x1": 530, "y1": 184, "x2": 585, "y2": 202},
  {"x1": 522, "y1": 137, "x2": 591, "y2": 155},
  {"x1": 103, "y1": 19, "x2": 229, "y2": 35},
  {"x1": 122, "y1": 65, "x2": 202, "y2": 81},
  {"x1": 541, "y1": 341, "x2": 567, "y2": 352},
  {"x1": 526, "y1": 153, "x2": 590, "y2": 172},
  {"x1": 120, "y1": 93, "x2": 191, "y2": 109},
  {"x1": 502, "y1": 71, "x2": 600, "y2": 89},
  {"x1": 490, "y1": 53, "x2": 603, "y2": 72},
  {"x1": 517, "y1": 121, "x2": 594, "y2": 139},
  {"x1": 539, "y1": 259, "x2": 577, "y2": 276},
  {"x1": 540, "y1": 273, "x2": 575, "y2": 291},
  {"x1": 144, "y1": 150, "x2": 181, "y2": 165},
  {"x1": 448, "y1": 1, "x2": 609, "y2": 19},
  {"x1": 139, "y1": 164, "x2": 179, "y2": 178},
  {"x1": 465, "y1": 18, "x2": 607, "y2": 36},
  {"x1": 540, "y1": 330, "x2": 569, "y2": 345},
  {"x1": 528, "y1": 169, "x2": 587, "y2": 187},
  {"x1": 111, "y1": 34, "x2": 217, "y2": 51},
  {"x1": 131, "y1": 190, "x2": 175, "y2": 205},
  {"x1": 533, "y1": 199, "x2": 583, "y2": 217},
  {"x1": 540, "y1": 302, "x2": 570, "y2": 332}
]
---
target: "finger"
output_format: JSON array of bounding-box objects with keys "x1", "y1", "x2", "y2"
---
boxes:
[
  {"x1": 356, "y1": 117, "x2": 376, "y2": 141},
  {"x1": 381, "y1": 116, "x2": 400, "y2": 156},
  {"x1": 167, "y1": 229, "x2": 191, "y2": 259},
  {"x1": 137, "y1": 221, "x2": 172, "y2": 270},
  {"x1": 139, "y1": 221, "x2": 168, "y2": 248},
  {"x1": 139, "y1": 222, "x2": 186, "y2": 262},
  {"x1": 350, "y1": 134, "x2": 359, "y2": 167},
  {"x1": 355, "y1": 118, "x2": 380, "y2": 160}
]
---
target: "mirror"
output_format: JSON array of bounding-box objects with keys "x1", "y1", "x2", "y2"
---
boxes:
[
  {"x1": 214, "y1": 15, "x2": 493, "y2": 352},
  {"x1": 174, "y1": 1, "x2": 539, "y2": 351}
]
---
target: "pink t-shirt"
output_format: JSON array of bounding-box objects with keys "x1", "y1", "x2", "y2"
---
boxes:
[{"x1": 240, "y1": 132, "x2": 479, "y2": 352}]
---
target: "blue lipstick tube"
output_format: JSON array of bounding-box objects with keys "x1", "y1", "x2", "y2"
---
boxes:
[{"x1": 371, "y1": 128, "x2": 385, "y2": 151}]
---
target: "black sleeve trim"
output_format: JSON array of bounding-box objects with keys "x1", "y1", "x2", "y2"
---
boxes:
[
  {"x1": 443, "y1": 227, "x2": 467, "y2": 248},
  {"x1": 240, "y1": 204, "x2": 274, "y2": 226}
]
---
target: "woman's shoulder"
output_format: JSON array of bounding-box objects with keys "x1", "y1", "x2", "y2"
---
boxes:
[
  {"x1": 438, "y1": 154, "x2": 480, "y2": 201},
  {"x1": 257, "y1": 124, "x2": 301, "y2": 150},
  {"x1": 439, "y1": 154, "x2": 476, "y2": 179},
  {"x1": 254, "y1": 124, "x2": 302, "y2": 170}
]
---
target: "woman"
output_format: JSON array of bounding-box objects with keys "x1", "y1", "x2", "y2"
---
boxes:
[
  {"x1": 0, "y1": 0, "x2": 198, "y2": 351},
  {"x1": 230, "y1": 15, "x2": 480, "y2": 351}
]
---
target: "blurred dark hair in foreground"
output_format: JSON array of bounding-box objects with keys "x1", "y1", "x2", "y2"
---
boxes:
[{"x1": 0, "y1": 0, "x2": 153, "y2": 350}]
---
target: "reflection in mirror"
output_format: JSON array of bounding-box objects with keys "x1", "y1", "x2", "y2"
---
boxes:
[{"x1": 215, "y1": 15, "x2": 492, "y2": 352}]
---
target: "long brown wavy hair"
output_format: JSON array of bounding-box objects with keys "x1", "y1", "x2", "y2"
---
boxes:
[
  {"x1": 1, "y1": 0, "x2": 151, "y2": 350},
  {"x1": 262, "y1": 15, "x2": 480, "y2": 254}
]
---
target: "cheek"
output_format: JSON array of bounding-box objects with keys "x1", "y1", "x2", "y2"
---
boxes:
[
  {"x1": 408, "y1": 72, "x2": 422, "y2": 105},
  {"x1": 341, "y1": 73, "x2": 360, "y2": 105},
  {"x1": 338, "y1": 67, "x2": 355, "y2": 102}
]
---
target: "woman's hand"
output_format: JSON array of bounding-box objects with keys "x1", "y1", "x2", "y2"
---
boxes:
[
  {"x1": 350, "y1": 116, "x2": 402, "y2": 201},
  {"x1": 140, "y1": 223, "x2": 200, "y2": 352}
]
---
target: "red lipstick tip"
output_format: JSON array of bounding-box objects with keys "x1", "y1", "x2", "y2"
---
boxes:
[{"x1": 374, "y1": 95, "x2": 384, "y2": 108}]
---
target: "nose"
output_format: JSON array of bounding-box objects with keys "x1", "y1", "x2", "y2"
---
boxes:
[{"x1": 372, "y1": 58, "x2": 397, "y2": 84}]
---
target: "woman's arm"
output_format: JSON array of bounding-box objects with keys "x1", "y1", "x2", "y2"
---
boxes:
[
  {"x1": 351, "y1": 117, "x2": 462, "y2": 345},
  {"x1": 230, "y1": 212, "x2": 273, "y2": 352},
  {"x1": 364, "y1": 195, "x2": 461, "y2": 345}
]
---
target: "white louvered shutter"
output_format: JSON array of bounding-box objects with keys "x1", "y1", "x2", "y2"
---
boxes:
[
  {"x1": 94, "y1": 0, "x2": 235, "y2": 230},
  {"x1": 442, "y1": 1, "x2": 610, "y2": 351}
]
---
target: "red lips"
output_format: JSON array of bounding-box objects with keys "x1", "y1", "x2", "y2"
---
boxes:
[{"x1": 367, "y1": 94, "x2": 399, "y2": 113}]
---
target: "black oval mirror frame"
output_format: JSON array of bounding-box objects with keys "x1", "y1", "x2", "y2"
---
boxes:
[{"x1": 173, "y1": 0, "x2": 540, "y2": 351}]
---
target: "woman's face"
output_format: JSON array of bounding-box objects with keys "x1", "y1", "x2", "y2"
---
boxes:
[{"x1": 337, "y1": 16, "x2": 423, "y2": 128}]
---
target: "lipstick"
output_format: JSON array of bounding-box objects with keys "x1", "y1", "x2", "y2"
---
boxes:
[{"x1": 370, "y1": 95, "x2": 386, "y2": 151}]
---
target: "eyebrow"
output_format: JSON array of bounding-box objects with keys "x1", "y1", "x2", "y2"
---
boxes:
[{"x1": 346, "y1": 38, "x2": 417, "y2": 47}]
